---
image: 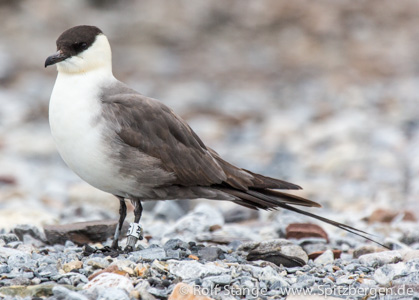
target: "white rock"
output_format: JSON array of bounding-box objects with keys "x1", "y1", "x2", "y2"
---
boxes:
[
  {"x1": 250, "y1": 265, "x2": 290, "y2": 286},
  {"x1": 168, "y1": 260, "x2": 228, "y2": 280},
  {"x1": 0, "y1": 247, "x2": 28, "y2": 259},
  {"x1": 401, "y1": 249, "x2": 419, "y2": 262},
  {"x1": 97, "y1": 287, "x2": 129, "y2": 300},
  {"x1": 166, "y1": 203, "x2": 224, "y2": 236},
  {"x1": 83, "y1": 273, "x2": 134, "y2": 293},
  {"x1": 373, "y1": 262, "x2": 407, "y2": 286},
  {"x1": 359, "y1": 250, "x2": 402, "y2": 267},
  {"x1": 314, "y1": 250, "x2": 334, "y2": 266},
  {"x1": 52, "y1": 285, "x2": 88, "y2": 300}
]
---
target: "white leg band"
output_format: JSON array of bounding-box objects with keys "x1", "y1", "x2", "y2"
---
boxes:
[{"x1": 127, "y1": 222, "x2": 143, "y2": 239}]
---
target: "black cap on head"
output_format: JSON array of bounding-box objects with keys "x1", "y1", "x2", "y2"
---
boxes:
[
  {"x1": 56, "y1": 25, "x2": 103, "y2": 56},
  {"x1": 45, "y1": 25, "x2": 103, "y2": 67}
]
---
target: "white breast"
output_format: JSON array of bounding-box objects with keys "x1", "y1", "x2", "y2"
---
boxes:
[{"x1": 49, "y1": 71, "x2": 123, "y2": 195}]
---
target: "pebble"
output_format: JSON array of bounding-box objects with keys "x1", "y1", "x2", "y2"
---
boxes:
[
  {"x1": 62, "y1": 260, "x2": 83, "y2": 273},
  {"x1": 52, "y1": 285, "x2": 88, "y2": 300},
  {"x1": 0, "y1": 264, "x2": 10, "y2": 273},
  {"x1": 97, "y1": 287, "x2": 130, "y2": 300},
  {"x1": 85, "y1": 257, "x2": 110, "y2": 269},
  {"x1": 203, "y1": 274, "x2": 232, "y2": 285},
  {"x1": 286, "y1": 223, "x2": 329, "y2": 242},
  {"x1": 0, "y1": 247, "x2": 27, "y2": 259},
  {"x1": 12, "y1": 224, "x2": 46, "y2": 244},
  {"x1": 223, "y1": 206, "x2": 259, "y2": 223},
  {"x1": 133, "y1": 280, "x2": 156, "y2": 300},
  {"x1": 198, "y1": 246, "x2": 223, "y2": 261},
  {"x1": 238, "y1": 239, "x2": 308, "y2": 267},
  {"x1": 153, "y1": 201, "x2": 185, "y2": 221},
  {"x1": 373, "y1": 262, "x2": 407, "y2": 285},
  {"x1": 8, "y1": 252, "x2": 36, "y2": 271},
  {"x1": 168, "y1": 260, "x2": 228, "y2": 280},
  {"x1": 314, "y1": 249, "x2": 334, "y2": 266},
  {"x1": 83, "y1": 273, "x2": 134, "y2": 293},
  {"x1": 166, "y1": 204, "x2": 224, "y2": 237},
  {"x1": 359, "y1": 250, "x2": 403, "y2": 267},
  {"x1": 401, "y1": 249, "x2": 419, "y2": 261},
  {"x1": 0, "y1": 234, "x2": 19, "y2": 244},
  {"x1": 130, "y1": 246, "x2": 167, "y2": 262}
]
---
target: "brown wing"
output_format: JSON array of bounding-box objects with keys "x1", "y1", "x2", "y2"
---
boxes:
[
  {"x1": 100, "y1": 81, "x2": 305, "y2": 191},
  {"x1": 102, "y1": 91, "x2": 228, "y2": 187}
]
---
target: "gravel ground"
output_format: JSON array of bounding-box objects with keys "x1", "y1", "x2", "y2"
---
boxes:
[{"x1": 0, "y1": 1, "x2": 419, "y2": 299}]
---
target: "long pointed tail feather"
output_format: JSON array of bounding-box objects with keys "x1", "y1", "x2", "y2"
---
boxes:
[{"x1": 215, "y1": 186, "x2": 387, "y2": 249}]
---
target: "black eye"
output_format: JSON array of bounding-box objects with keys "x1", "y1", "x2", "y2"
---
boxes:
[{"x1": 73, "y1": 42, "x2": 88, "y2": 51}]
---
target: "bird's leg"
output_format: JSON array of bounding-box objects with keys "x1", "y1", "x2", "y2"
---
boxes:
[
  {"x1": 111, "y1": 196, "x2": 127, "y2": 249},
  {"x1": 125, "y1": 199, "x2": 143, "y2": 251}
]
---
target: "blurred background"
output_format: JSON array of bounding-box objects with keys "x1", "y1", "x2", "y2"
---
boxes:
[{"x1": 0, "y1": 0, "x2": 418, "y2": 231}]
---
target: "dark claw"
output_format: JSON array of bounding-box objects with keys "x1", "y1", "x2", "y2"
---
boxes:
[{"x1": 124, "y1": 245, "x2": 134, "y2": 253}]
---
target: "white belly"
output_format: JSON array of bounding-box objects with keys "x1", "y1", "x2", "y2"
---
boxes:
[{"x1": 49, "y1": 72, "x2": 121, "y2": 194}]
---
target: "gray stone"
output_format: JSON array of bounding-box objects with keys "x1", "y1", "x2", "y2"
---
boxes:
[
  {"x1": 0, "y1": 234, "x2": 19, "y2": 244},
  {"x1": 401, "y1": 249, "x2": 419, "y2": 262},
  {"x1": 165, "y1": 249, "x2": 181, "y2": 259},
  {"x1": 198, "y1": 247, "x2": 223, "y2": 261},
  {"x1": 336, "y1": 274, "x2": 356, "y2": 285},
  {"x1": 0, "y1": 284, "x2": 69, "y2": 298},
  {"x1": 294, "y1": 274, "x2": 316, "y2": 289},
  {"x1": 69, "y1": 273, "x2": 89, "y2": 287},
  {"x1": 37, "y1": 264, "x2": 60, "y2": 278},
  {"x1": 163, "y1": 238, "x2": 190, "y2": 251},
  {"x1": 314, "y1": 249, "x2": 334, "y2": 266},
  {"x1": 248, "y1": 265, "x2": 289, "y2": 286},
  {"x1": 111, "y1": 259, "x2": 135, "y2": 272},
  {"x1": 373, "y1": 262, "x2": 408, "y2": 286},
  {"x1": 168, "y1": 260, "x2": 228, "y2": 280},
  {"x1": 84, "y1": 257, "x2": 110, "y2": 269},
  {"x1": 7, "y1": 252, "x2": 36, "y2": 270},
  {"x1": 223, "y1": 206, "x2": 259, "y2": 223},
  {"x1": 148, "y1": 287, "x2": 171, "y2": 298},
  {"x1": 65, "y1": 240, "x2": 76, "y2": 248},
  {"x1": 8, "y1": 241, "x2": 23, "y2": 248},
  {"x1": 83, "y1": 273, "x2": 134, "y2": 293},
  {"x1": 237, "y1": 239, "x2": 308, "y2": 267},
  {"x1": 0, "y1": 247, "x2": 27, "y2": 259},
  {"x1": 359, "y1": 250, "x2": 402, "y2": 267},
  {"x1": 97, "y1": 288, "x2": 130, "y2": 300},
  {"x1": 44, "y1": 219, "x2": 128, "y2": 245},
  {"x1": 133, "y1": 279, "x2": 156, "y2": 300},
  {"x1": 0, "y1": 264, "x2": 10, "y2": 274},
  {"x1": 12, "y1": 224, "x2": 46, "y2": 243},
  {"x1": 52, "y1": 285, "x2": 88, "y2": 300},
  {"x1": 203, "y1": 274, "x2": 232, "y2": 285},
  {"x1": 9, "y1": 275, "x2": 32, "y2": 285},
  {"x1": 166, "y1": 203, "x2": 224, "y2": 236},
  {"x1": 343, "y1": 263, "x2": 358, "y2": 272},
  {"x1": 153, "y1": 201, "x2": 185, "y2": 221},
  {"x1": 131, "y1": 246, "x2": 167, "y2": 262},
  {"x1": 392, "y1": 260, "x2": 419, "y2": 285},
  {"x1": 51, "y1": 272, "x2": 88, "y2": 287},
  {"x1": 401, "y1": 225, "x2": 419, "y2": 245}
]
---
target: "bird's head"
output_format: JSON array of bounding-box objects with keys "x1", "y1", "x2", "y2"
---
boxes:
[{"x1": 45, "y1": 25, "x2": 112, "y2": 74}]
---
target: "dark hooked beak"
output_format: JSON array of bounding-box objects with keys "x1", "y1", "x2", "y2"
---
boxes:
[{"x1": 45, "y1": 50, "x2": 69, "y2": 68}]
